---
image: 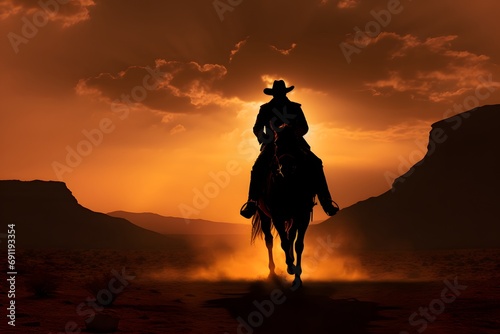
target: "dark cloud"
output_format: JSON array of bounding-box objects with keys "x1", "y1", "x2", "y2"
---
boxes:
[
  {"x1": 1, "y1": 0, "x2": 95, "y2": 26},
  {"x1": 362, "y1": 33, "x2": 497, "y2": 102},
  {"x1": 2, "y1": 0, "x2": 500, "y2": 133},
  {"x1": 76, "y1": 59, "x2": 230, "y2": 114}
]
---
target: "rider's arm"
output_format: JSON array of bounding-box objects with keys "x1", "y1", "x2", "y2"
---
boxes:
[
  {"x1": 253, "y1": 107, "x2": 267, "y2": 144},
  {"x1": 293, "y1": 105, "x2": 309, "y2": 137}
]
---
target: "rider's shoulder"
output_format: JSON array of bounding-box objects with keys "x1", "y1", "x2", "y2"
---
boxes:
[
  {"x1": 259, "y1": 101, "x2": 302, "y2": 109},
  {"x1": 287, "y1": 101, "x2": 302, "y2": 108},
  {"x1": 259, "y1": 102, "x2": 273, "y2": 109}
]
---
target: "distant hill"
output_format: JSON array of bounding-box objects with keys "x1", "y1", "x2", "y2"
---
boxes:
[
  {"x1": 108, "y1": 211, "x2": 249, "y2": 235},
  {"x1": 0, "y1": 180, "x2": 186, "y2": 249},
  {"x1": 311, "y1": 104, "x2": 500, "y2": 249}
]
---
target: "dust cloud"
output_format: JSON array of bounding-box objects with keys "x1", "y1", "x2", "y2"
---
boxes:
[{"x1": 148, "y1": 233, "x2": 368, "y2": 282}]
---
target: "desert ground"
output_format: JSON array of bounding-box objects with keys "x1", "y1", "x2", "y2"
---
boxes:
[{"x1": 1, "y1": 234, "x2": 499, "y2": 334}]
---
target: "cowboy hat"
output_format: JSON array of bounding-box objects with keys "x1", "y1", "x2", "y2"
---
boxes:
[{"x1": 263, "y1": 80, "x2": 294, "y2": 96}]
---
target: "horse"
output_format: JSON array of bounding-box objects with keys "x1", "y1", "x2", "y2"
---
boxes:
[{"x1": 250, "y1": 125, "x2": 316, "y2": 288}]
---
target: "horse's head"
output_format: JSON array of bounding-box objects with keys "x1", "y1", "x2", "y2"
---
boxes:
[{"x1": 273, "y1": 125, "x2": 301, "y2": 178}]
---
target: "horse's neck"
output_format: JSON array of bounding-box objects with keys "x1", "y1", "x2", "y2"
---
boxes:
[{"x1": 275, "y1": 143, "x2": 301, "y2": 157}]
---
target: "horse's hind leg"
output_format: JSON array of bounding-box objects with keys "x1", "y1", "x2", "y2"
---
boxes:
[
  {"x1": 292, "y1": 214, "x2": 310, "y2": 289},
  {"x1": 292, "y1": 229, "x2": 304, "y2": 288},
  {"x1": 287, "y1": 224, "x2": 298, "y2": 275},
  {"x1": 260, "y1": 212, "x2": 275, "y2": 275}
]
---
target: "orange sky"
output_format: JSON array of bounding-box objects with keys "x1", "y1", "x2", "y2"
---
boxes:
[{"x1": 1, "y1": 0, "x2": 500, "y2": 224}]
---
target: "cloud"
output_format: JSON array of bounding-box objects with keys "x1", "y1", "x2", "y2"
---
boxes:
[
  {"x1": 76, "y1": 59, "x2": 250, "y2": 118},
  {"x1": 0, "y1": 0, "x2": 95, "y2": 27},
  {"x1": 72, "y1": 45, "x2": 278, "y2": 140},
  {"x1": 363, "y1": 33, "x2": 495, "y2": 102},
  {"x1": 270, "y1": 43, "x2": 297, "y2": 56},
  {"x1": 229, "y1": 37, "x2": 249, "y2": 62},
  {"x1": 337, "y1": 0, "x2": 360, "y2": 9},
  {"x1": 0, "y1": 0, "x2": 21, "y2": 20},
  {"x1": 161, "y1": 113, "x2": 175, "y2": 124},
  {"x1": 260, "y1": 74, "x2": 294, "y2": 87},
  {"x1": 169, "y1": 124, "x2": 186, "y2": 135}
]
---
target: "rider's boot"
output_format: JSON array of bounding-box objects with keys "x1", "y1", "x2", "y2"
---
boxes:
[
  {"x1": 315, "y1": 164, "x2": 339, "y2": 216},
  {"x1": 240, "y1": 170, "x2": 261, "y2": 219},
  {"x1": 319, "y1": 195, "x2": 339, "y2": 216}
]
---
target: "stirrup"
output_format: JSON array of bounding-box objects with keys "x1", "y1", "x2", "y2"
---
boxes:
[
  {"x1": 240, "y1": 201, "x2": 257, "y2": 219},
  {"x1": 321, "y1": 198, "x2": 339, "y2": 216}
]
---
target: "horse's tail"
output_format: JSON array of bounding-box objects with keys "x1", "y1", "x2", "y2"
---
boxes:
[{"x1": 250, "y1": 212, "x2": 263, "y2": 244}]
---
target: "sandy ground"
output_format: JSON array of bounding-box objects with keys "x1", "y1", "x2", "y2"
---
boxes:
[{"x1": 1, "y1": 236, "x2": 499, "y2": 334}]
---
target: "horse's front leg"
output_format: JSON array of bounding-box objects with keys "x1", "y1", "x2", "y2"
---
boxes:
[
  {"x1": 291, "y1": 229, "x2": 304, "y2": 288},
  {"x1": 275, "y1": 221, "x2": 294, "y2": 275}
]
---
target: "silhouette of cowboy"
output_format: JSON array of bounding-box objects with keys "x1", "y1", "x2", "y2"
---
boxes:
[{"x1": 240, "y1": 80, "x2": 338, "y2": 218}]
